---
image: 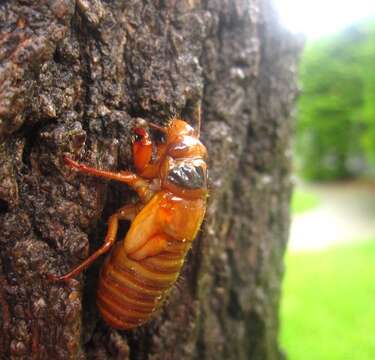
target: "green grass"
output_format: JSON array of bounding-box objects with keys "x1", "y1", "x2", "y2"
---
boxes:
[
  {"x1": 280, "y1": 240, "x2": 375, "y2": 360},
  {"x1": 291, "y1": 189, "x2": 320, "y2": 214}
]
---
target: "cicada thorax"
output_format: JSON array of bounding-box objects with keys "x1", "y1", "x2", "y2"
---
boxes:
[{"x1": 161, "y1": 124, "x2": 208, "y2": 199}]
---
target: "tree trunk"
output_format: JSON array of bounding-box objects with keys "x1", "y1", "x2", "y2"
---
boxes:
[{"x1": 0, "y1": 1, "x2": 301, "y2": 359}]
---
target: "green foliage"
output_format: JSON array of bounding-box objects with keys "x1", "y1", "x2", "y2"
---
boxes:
[
  {"x1": 280, "y1": 241, "x2": 375, "y2": 359},
  {"x1": 359, "y1": 21, "x2": 375, "y2": 167},
  {"x1": 296, "y1": 19, "x2": 375, "y2": 180},
  {"x1": 291, "y1": 189, "x2": 320, "y2": 214}
]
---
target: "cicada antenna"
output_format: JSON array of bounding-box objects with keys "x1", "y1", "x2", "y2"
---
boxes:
[
  {"x1": 149, "y1": 122, "x2": 168, "y2": 133},
  {"x1": 194, "y1": 104, "x2": 201, "y2": 138}
]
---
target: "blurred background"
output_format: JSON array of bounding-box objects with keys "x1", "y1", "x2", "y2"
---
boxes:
[{"x1": 273, "y1": 0, "x2": 375, "y2": 358}]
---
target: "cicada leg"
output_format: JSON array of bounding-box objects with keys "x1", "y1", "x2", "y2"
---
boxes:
[
  {"x1": 48, "y1": 203, "x2": 142, "y2": 282},
  {"x1": 63, "y1": 155, "x2": 154, "y2": 203}
]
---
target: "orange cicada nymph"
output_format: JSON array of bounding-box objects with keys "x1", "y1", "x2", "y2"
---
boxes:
[{"x1": 50, "y1": 118, "x2": 208, "y2": 329}]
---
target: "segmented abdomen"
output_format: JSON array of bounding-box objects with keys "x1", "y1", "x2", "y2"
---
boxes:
[{"x1": 97, "y1": 237, "x2": 187, "y2": 329}]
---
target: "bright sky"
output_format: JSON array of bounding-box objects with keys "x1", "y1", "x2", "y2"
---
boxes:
[{"x1": 273, "y1": 0, "x2": 375, "y2": 38}]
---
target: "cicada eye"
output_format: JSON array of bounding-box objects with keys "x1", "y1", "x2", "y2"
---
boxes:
[
  {"x1": 132, "y1": 127, "x2": 150, "y2": 144},
  {"x1": 132, "y1": 127, "x2": 153, "y2": 172},
  {"x1": 133, "y1": 132, "x2": 142, "y2": 142},
  {"x1": 154, "y1": 131, "x2": 166, "y2": 144}
]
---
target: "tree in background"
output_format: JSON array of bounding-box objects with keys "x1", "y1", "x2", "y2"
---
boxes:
[
  {"x1": 296, "y1": 19, "x2": 375, "y2": 181},
  {"x1": 360, "y1": 21, "x2": 375, "y2": 168}
]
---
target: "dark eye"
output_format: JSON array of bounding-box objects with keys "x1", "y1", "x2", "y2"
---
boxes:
[
  {"x1": 132, "y1": 127, "x2": 147, "y2": 143},
  {"x1": 133, "y1": 133, "x2": 143, "y2": 142},
  {"x1": 154, "y1": 131, "x2": 166, "y2": 144}
]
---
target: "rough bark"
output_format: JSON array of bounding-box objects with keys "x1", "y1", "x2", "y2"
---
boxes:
[{"x1": 0, "y1": 1, "x2": 301, "y2": 359}]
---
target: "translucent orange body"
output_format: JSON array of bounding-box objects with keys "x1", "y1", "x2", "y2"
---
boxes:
[{"x1": 50, "y1": 119, "x2": 208, "y2": 329}]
